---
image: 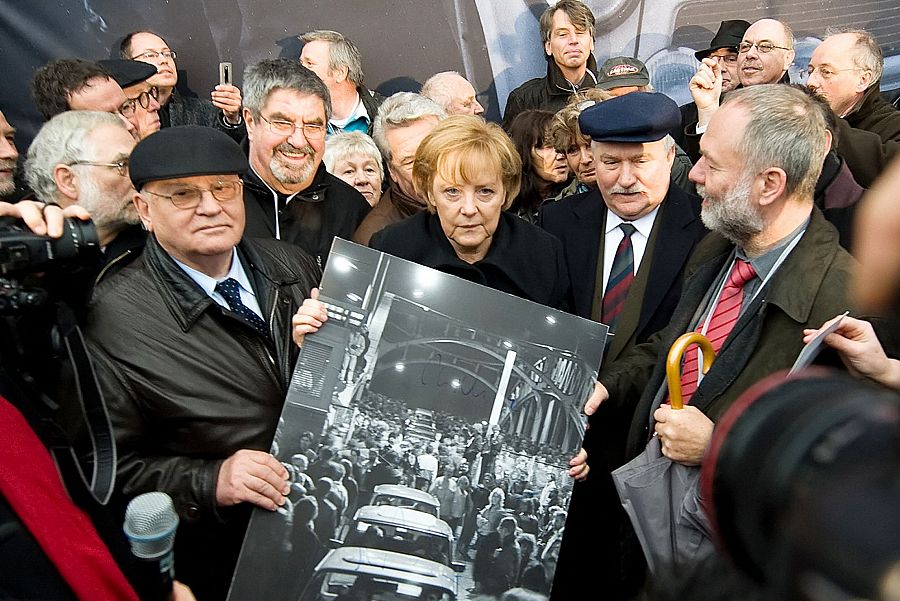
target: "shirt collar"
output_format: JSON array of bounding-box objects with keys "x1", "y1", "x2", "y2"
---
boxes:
[
  {"x1": 328, "y1": 92, "x2": 369, "y2": 129},
  {"x1": 736, "y1": 216, "x2": 810, "y2": 281},
  {"x1": 605, "y1": 204, "x2": 661, "y2": 238},
  {"x1": 173, "y1": 248, "x2": 254, "y2": 297}
]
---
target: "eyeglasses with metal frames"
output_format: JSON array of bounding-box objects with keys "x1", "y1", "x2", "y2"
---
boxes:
[
  {"x1": 737, "y1": 41, "x2": 792, "y2": 54},
  {"x1": 132, "y1": 50, "x2": 177, "y2": 61},
  {"x1": 807, "y1": 65, "x2": 863, "y2": 80},
  {"x1": 142, "y1": 180, "x2": 243, "y2": 209},
  {"x1": 258, "y1": 114, "x2": 326, "y2": 140},
  {"x1": 67, "y1": 158, "x2": 130, "y2": 177}
]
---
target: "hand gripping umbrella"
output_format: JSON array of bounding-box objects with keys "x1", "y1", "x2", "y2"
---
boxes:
[{"x1": 611, "y1": 332, "x2": 718, "y2": 573}]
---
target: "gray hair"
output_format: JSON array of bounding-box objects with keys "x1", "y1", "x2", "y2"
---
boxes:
[
  {"x1": 724, "y1": 84, "x2": 827, "y2": 200},
  {"x1": 323, "y1": 131, "x2": 384, "y2": 180},
  {"x1": 539, "y1": 0, "x2": 595, "y2": 42},
  {"x1": 25, "y1": 110, "x2": 124, "y2": 202},
  {"x1": 243, "y1": 58, "x2": 332, "y2": 120},
  {"x1": 372, "y1": 92, "x2": 446, "y2": 162},
  {"x1": 420, "y1": 71, "x2": 464, "y2": 111},
  {"x1": 824, "y1": 28, "x2": 884, "y2": 86},
  {"x1": 300, "y1": 30, "x2": 365, "y2": 86}
]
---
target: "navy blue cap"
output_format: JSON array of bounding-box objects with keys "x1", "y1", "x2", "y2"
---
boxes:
[
  {"x1": 130, "y1": 126, "x2": 248, "y2": 189},
  {"x1": 98, "y1": 59, "x2": 157, "y2": 89},
  {"x1": 578, "y1": 92, "x2": 681, "y2": 143}
]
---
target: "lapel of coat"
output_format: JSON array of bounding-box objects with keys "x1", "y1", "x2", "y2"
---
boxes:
[
  {"x1": 636, "y1": 185, "x2": 703, "y2": 336},
  {"x1": 568, "y1": 192, "x2": 607, "y2": 317}
]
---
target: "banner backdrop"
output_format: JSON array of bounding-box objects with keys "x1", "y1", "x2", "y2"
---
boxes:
[{"x1": 2, "y1": 1, "x2": 899, "y2": 154}]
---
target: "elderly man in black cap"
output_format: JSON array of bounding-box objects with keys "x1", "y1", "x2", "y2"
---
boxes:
[
  {"x1": 672, "y1": 20, "x2": 750, "y2": 151},
  {"x1": 99, "y1": 59, "x2": 163, "y2": 139},
  {"x1": 539, "y1": 92, "x2": 706, "y2": 599},
  {"x1": 85, "y1": 125, "x2": 320, "y2": 601},
  {"x1": 584, "y1": 84, "x2": 853, "y2": 589}
]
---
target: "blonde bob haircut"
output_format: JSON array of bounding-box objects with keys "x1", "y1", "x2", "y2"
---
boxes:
[{"x1": 412, "y1": 115, "x2": 522, "y2": 213}]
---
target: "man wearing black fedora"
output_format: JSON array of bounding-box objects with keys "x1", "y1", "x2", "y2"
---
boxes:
[{"x1": 672, "y1": 20, "x2": 750, "y2": 152}]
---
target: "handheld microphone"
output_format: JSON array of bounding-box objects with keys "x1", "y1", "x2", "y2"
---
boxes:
[{"x1": 123, "y1": 492, "x2": 179, "y2": 599}]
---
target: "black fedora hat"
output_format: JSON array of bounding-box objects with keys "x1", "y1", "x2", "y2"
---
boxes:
[{"x1": 695, "y1": 20, "x2": 751, "y2": 61}]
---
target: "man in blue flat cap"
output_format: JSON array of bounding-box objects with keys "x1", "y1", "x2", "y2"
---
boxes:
[
  {"x1": 583, "y1": 84, "x2": 853, "y2": 589},
  {"x1": 540, "y1": 91, "x2": 706, "y2": 598},
  {"x1": 85, "y1": 125, "x2": 321, "y2": 601}
]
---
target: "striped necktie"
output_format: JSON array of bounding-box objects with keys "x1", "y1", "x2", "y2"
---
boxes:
[
  {"x1": 215, "y1": 277, "x2": 270, "y2": 338},
  {"x1": 602, "y1": 223, "x2": 637, "y2": 332},
  {"x1": 676, "y1": 259, "x2": 757, "y2": 404}
]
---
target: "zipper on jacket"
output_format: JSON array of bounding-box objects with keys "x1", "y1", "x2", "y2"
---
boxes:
[{"x1": 94, "y1": 249, "x2": 133, "y2": 287}]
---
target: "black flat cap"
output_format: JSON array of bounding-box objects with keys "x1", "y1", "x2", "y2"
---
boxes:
[
  {"x1": 595, "y1": 56, "x2": 650, "y2": 91},
  {"x1": 695, "y1": 20, "x2": 751, "y2": 61},
  {"x1": 578, "y1": 92, "x2": 680, "y2": 143},
  {"x1": 130, "y1": 126, "x2": 247, "y2": 189},
  {"x1": 98, "y1": 59, "x2": 157, "y2": 89}
]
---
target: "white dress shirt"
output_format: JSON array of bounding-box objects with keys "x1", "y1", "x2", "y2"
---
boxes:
[
  {"x1": 173, "y1": 248, "x2": 265, "y2": 319},
  {"x1": 601, "y1": 206, "x2": 661, "y2": 292}
]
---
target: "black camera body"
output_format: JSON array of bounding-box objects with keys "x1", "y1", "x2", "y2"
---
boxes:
[{"x1": 0, "y1": 218, "x2": 99, "y2": 314}]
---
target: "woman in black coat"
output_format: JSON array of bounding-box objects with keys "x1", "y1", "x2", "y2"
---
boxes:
[{"x1": 369, "y1": 114, "x2": 571, "y2": 310}]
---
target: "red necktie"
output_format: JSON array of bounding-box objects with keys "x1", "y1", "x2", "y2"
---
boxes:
[
  {"x1": 676, "y1": 259, "x2": 757, "y2": 404},
  {"x1": 602, "y1": 223, "x2": 637, "y2": 332}
]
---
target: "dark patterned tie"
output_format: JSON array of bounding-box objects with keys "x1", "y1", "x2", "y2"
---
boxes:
[
  {"x1": 601, "y1": 223, "x2": 637, "y2": 333},
  {"x1": 215, "y1": 277, "x2": 269, "y2": 337},
  {"x1": 676, "y1": 259, "x2": 757, "y2": 404}
]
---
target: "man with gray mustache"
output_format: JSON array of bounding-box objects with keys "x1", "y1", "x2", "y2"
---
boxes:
[
  {"x1": 539, "y1": 92, "x2": 706, "y2": 598},
  {"x1": 240, "y1": 59, "x2": 370, "y2": 267}
]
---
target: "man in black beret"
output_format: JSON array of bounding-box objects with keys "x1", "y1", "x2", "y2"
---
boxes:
[
  {"x1": 99, "y1": 59, "x2": 162, "y2": 140},
  {"x1": 672, "y1": 20, "x2": 750, "y2": 151},
  {"x1": 584, "y1": 84, "x2": 853, "y2": 593},
  {"x1": 539, "y1": 92, "x2": 706, "y2": 598},
  {"x1": 85, "y1": 125, "x2": 321, "y2": 601}
]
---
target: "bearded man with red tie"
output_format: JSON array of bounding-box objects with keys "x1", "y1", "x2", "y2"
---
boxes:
[{"x1": 581, "y1": 83, "x2": 854, "y2": 589}]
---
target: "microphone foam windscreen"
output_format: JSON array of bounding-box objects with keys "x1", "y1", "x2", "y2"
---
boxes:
[{"x1": 123, "y1": 491, "x2": 179, "y2": 559}]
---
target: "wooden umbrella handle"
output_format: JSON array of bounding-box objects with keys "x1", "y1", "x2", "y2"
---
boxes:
[{"x1": 666, "y1": 333, "x2": 715, "y2": 410}]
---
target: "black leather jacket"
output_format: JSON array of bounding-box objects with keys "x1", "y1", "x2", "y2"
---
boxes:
[{"x1": 85, "y1": 235, "x2": 319, "y2": 600}]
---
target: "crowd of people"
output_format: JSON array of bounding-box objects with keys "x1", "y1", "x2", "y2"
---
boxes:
[{"x1": 2, "y1": 1, "x2": 900, "y2": 600}]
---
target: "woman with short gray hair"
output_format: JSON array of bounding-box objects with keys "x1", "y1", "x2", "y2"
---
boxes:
[{"x1": 323, "y1": 131, "x2": 383, "y2": 206}]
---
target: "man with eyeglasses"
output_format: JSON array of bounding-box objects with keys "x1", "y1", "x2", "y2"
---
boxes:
[
  {"x1": 121, "y1": 30, "x2": 246, "y2": 143},
  {"x1": 31, "y1": 58, "x2": 143, "y2": 139},
  {"x1": 672, "y1": 20, "x2": 750, "y2": 152},
  {"x1": 240, "y1": 58, "x2": 370, "y2": 266},
  {"x1": 99, "y1": 59, "x2": 162, "y2": 140},
  {"x1": 85, "y1": 125, "x2": 320, "y2": 601},
  {"x1": 682, "y1": 19, "x2": 794, "y2": 162},
  {"x1": 24, "y1": 111, "x2": 144, "y2": 284},
  {"x1": 807, "y1": 30, "x2": 900, "y2": 188}
]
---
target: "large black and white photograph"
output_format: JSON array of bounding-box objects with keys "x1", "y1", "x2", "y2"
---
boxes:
[{"x1": 228, "y1": 240, "x2": 608, "y2": 601}]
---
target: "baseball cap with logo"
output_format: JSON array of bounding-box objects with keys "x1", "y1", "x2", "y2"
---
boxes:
[{"x1": 595, "y1": 56, "x2": 650, "y2": 91}]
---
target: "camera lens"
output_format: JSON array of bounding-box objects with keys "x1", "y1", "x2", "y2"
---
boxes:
[{"x1": 702, "y1": 369, "x2": 900, "y2": 597}]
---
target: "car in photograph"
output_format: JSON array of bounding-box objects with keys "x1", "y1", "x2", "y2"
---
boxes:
[
  {"x1": 300, "y1": 546, "x2": 458, "y2": 601},
  {"x1": 343, "y1": 504, "x2": 466, "y2": 572},
  {"x1": 372, "y1": 484, "x2": 441, "y2": 518}
]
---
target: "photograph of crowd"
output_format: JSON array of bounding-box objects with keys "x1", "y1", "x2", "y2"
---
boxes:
[{"x1": 228, "y1": 240, "x2": 608, "y2": 601}]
